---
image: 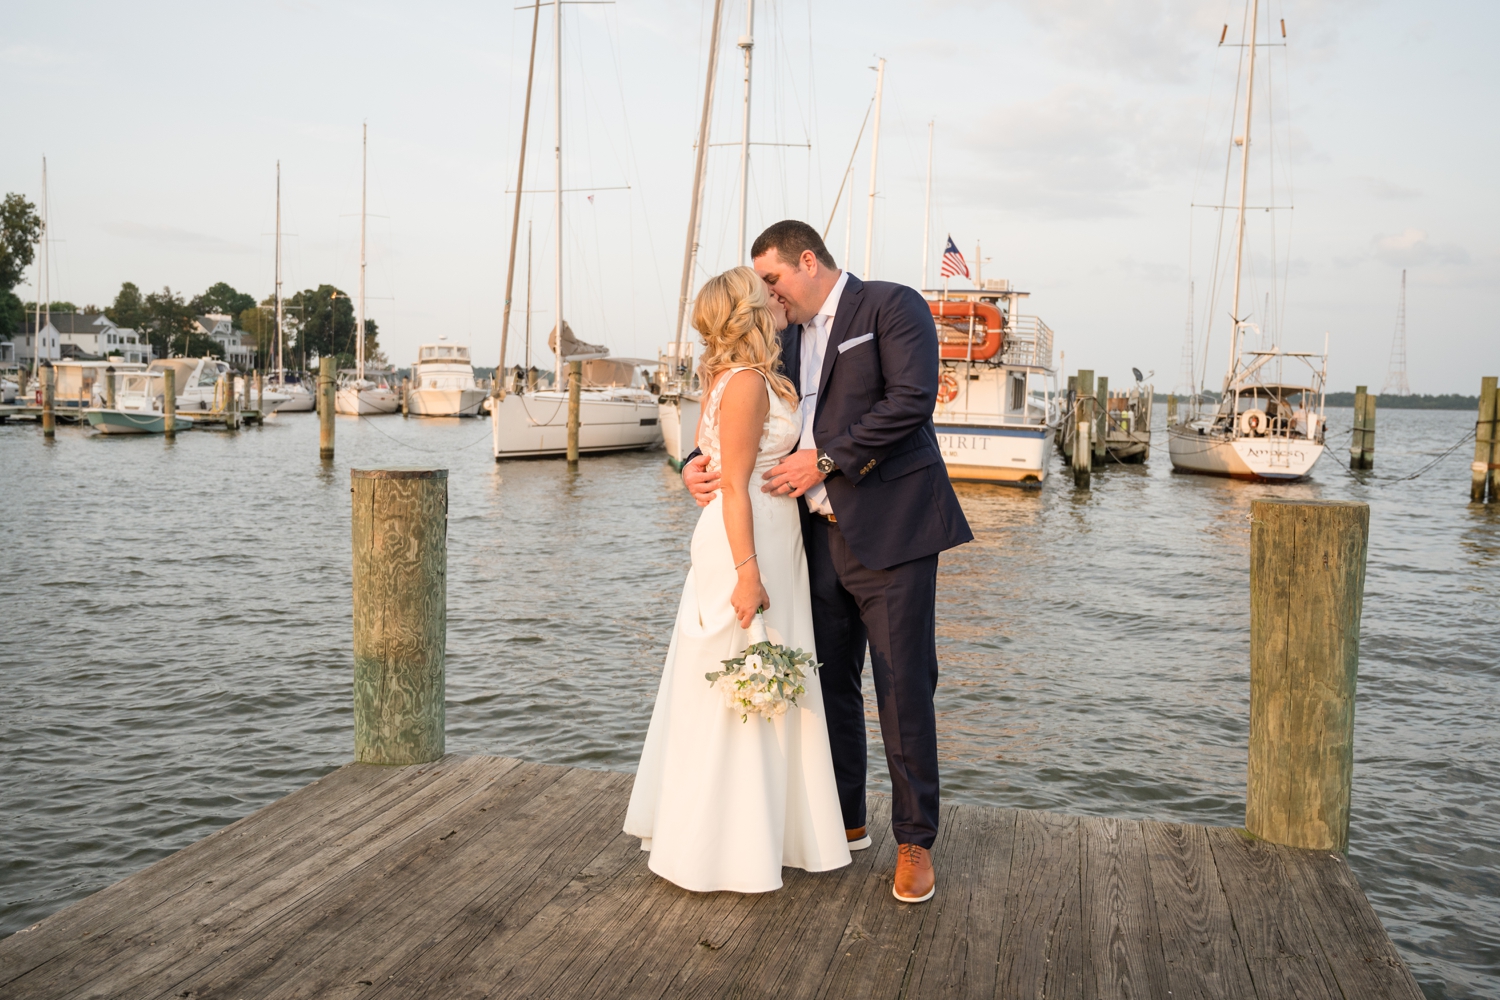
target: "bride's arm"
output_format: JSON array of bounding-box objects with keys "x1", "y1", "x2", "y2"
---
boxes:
[{"x1": 717, "y1": 370, "x2": 772, "y2": 628}]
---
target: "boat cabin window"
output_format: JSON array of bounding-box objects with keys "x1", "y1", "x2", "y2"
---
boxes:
[{"x1": 1007, "y1": 372, "x2": 1026, "y2": 412}]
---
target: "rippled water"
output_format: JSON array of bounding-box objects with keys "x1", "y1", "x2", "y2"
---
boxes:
[{"x1": 1, "y1": 407, "x2": 1495, "y2": 998}]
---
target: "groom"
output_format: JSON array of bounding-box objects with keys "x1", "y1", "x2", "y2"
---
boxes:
[{"x1": 684, "y1": 220, "x2": 972, "y2": 903}]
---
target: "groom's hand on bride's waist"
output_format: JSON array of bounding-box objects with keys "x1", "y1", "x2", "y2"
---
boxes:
[
  {"x1": 762, "y1": 449, "x2": 826, "y2": 498},
  {"x1": 683, "y1": 454, "x2": 720, "y2": 508}
]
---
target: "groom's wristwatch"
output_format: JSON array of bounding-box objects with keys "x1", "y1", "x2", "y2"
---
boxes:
[{"x1": 816, "y1": 449, "x2": 838, "y2": 476}]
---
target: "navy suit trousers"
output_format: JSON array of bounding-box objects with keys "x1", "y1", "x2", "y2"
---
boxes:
[{"x1": 804, "y1": 513, "x2": 940, "y2": 849}]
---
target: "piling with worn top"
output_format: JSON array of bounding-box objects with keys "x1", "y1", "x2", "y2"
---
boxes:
[
  {"x1": 400, "y1": 377, "x2": 410, "y2": 417},
  {"x1": 566, "y1": 359, "x2": 582, "y2": 464},
  {"x1": 104, "y1": 365, "x2": 117, "y2": 410},
  {"x1": 1094, "y1": 375, "x2": 1109, "y2": 465},
  {"x1": 351, "y1": 467, "x2": 448, "y2": 765},
  {"x1": 1247, "y1": 498, "x2": 1369, "y2": 853},
  {"x1": 163, "y1": 368, "x2": 176, "y2": 437},
  {"x1": 40, "y1": 361, "x2": 55, "y2": 437},
  {"x1": 1473, "y1": 376, "x2": 1498, "y2": 503},
  {"x1": 1167, "y1": 394, "x2": 1177, "y2": 426},
  {"x1": 226, "y1": 372, "x2": 239, "y2": 430},
  {"x1": 255, "y1": 370, "x2": 263, "y2": 415},
  {"x1": 319, "y1": 357, "x2": 336, "y2": 460},
  {"x1": 1072, "y1": 369, "x2": 1093, "y2": 489},
  {"x1": 242, "y1": 371, "x2": 252, "y2": 410},
  {"x1": 1349, "y1": 386, "x2": 1367, "y2": 469},
  {"x1": 1359, "y1": 392, "x2": 1376, "y2": 469}
]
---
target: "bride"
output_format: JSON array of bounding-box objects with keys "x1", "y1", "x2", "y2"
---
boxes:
[{"x1": 624, "y1": 266, "x2": 851, "y2": 893}]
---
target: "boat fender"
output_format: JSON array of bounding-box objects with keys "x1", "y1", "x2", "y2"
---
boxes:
[
  {"x1": 937, "y1": 369, "x2": 960, "y2": 404},
  {"x1": 1238, "y1": 408, "x2": 1267, "y2": 436}
]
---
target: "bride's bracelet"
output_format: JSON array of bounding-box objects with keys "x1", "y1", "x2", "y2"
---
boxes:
[{"x1": 734, "y1": 553, "x2": 758, "y2": 570}]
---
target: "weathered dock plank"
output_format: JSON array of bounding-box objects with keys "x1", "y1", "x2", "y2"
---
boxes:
[{"x1": 0, "y1": 756, "x2": 1422, "y2": 1000}]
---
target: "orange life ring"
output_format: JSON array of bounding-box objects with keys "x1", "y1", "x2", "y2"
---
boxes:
[
  {"x1": 937, "y1": 370, "x2": 960, "y2": 404},
  {"x1": 929, "y1": 300, "x2": 1005, "y2": 361}
]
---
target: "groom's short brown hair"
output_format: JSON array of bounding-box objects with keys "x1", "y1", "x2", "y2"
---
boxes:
[{"x1": 751, "y1": 220, "x2": 837, "y2": 270}]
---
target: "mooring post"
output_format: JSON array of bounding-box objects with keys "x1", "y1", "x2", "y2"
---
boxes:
[
  {"x1": 1094, "y1": 375, "x2": 1109, "y2": 466},
  {"x1": 1488, "y1": 379, "x2": 1500, "y2": 502},
  {"x1": 255, "y1": 370, "x2": 263, "y2": 416},
  {"x1": 1167, "y1": 393, "x2": 1177, "y2": 426},
  {"x1": 40, "y1": 360, "x2": 55, "y2": 437},
  {"x1": 566, "y1": 359, "x2": 582, "y2": 464},
  {"x1": 400, "y1": 376, "x2": 410, "y2": 417},
  {"x1": 227, "y1": 371, "x2": 239, "y2": 430},
  {"x1": 15, "y1": 366, "x2": 26, "y2": 402},
  {"x1": 1359, "y1": 392, "x2": 1376, "y2": 469},
  {"x1": 1073, "y1": 369, "x2": 1093, "y2": 489},
  {"x1": 1473, "y1": 377, "x2": 1498, "y2": 503},
  {"x1": 1349, "y1": 386, "x2": 1367, "y2": 469},
  {"x1": 319, "y1": 357, "x2": 336, "y2": 460},
  {"x1": 104, "y1": 365, "x2": 117, "y2": 410},
  {"x1": 163, "y1": 367, "x2": 176, "y2": 437},
  {"x1": 242, "y1": 370, "x2": 252, "y2": 411},
  {"x1": 350, "y1": 467, "x2": 448, "y2": 765},
  {"x1": 1247, "y1": 498, "x2": 1370, "y2": 853}
]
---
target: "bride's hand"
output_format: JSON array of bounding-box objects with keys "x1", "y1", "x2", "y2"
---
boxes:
[{"x1": 732, "y1": 572, "x2": 771, "y2": 629}]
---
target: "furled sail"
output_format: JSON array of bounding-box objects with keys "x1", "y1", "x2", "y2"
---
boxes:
[{"x1": 548, "y1": 321, "x2": 609, "y2": 361}]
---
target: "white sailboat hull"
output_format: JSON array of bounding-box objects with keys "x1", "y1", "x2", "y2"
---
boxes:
[
  {"x1": 408, "y1": 387, "x2": 488, "y2": 417},
  {"x1": 1168, "y1": 425, "x2": 1323, "y2": 480},
  {"x1": 335, "y1": 386, "x2": 400, "y2": 415},
  {"x1": 491, "y1": 390, "x2": 663, "y2": 459},
  {"x1": 659, "y1": 393, "x2": 701, "y2": 469}
]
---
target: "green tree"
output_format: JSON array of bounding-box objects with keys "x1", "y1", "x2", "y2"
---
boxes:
[
  {"x1": 287, "y1": 285, "x2": 355, "y2": 362},
  {"x1": 137, "y1": 286, "x2": 220, "y2": 359},
  {"x1": 0, "y1": 193, "x2": 42, "y2": 291},
  {"x1": 191, "y1": 281, "x2": 256, "y2": 318},
  {"x1": 24, "y1": 300, "x2": 78, "y2": 314},
  {"x1": 238, "y1": 299, "x2": 277, "y2": 366},
  {"x1": 0, "y1": 288, "x2": 25, "y2": 336},
  {"x1": 105, "y1": 282, "x2": 147, "y2": 330}
]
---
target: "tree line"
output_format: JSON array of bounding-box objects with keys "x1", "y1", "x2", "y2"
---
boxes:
[{"x1": 1, "y1": 190, "x2": 382, "y2": 371}]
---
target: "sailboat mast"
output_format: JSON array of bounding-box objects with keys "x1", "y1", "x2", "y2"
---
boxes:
[
  {"x1": 734, "y1": 0, "x2": 756, "y2": 264},
  {"x1": 673, "y1": 0, "x2": 727, "y2": 369},
  {"x1": 921, "y1": 119, "x2": 933, "y2": 289},
  {"x1": 553, "y1": 0, "x2": 563, "y2": 384},
  {"x1": 275, "y1": 161, "x2": 283, "y2": 377},
  {"x1": 357, "y1": 122, "x2": 367, "y2": 382},
  {"x1": 32, "y1": 158, "x2": 45, "y2": 372},
  {"x1": 862, "y1": 57, "x2": 885, "y2": 280},
  {"x1": 499, "y1": 0, "x2": 543, "y2": 395},
  {"x1": 1226, "y1": 0, "x2": 1259, "y2": 389}
]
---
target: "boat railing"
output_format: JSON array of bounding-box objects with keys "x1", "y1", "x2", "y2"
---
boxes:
[{"x1": 1003, "y1": 315, "x2": 1054, "y2": 369}]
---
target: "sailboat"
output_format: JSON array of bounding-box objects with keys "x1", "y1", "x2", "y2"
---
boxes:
[
  {"x1": 336, "y1": 124, "x2": 399, "y2": 416},
  {"x1": 1168, "y1": 0, "x2": 1326, "y2": 480},
  {"x1": 488, "y1": 0, "x2": 660, "y2": 459},
  {"x1": 262, "y1": 162, "x2": 315, "y2": 413}
]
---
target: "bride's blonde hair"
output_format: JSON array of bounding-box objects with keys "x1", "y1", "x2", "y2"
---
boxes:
[{"x1": 694, "y1": 266, "x2": 798, "y2": 406}]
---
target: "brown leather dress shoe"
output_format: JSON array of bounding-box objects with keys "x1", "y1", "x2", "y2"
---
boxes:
[
  {"x1": 846, "y1": 826, "x2": 871, "y2": 851},
  {"x1": 893, "y1": 843, "x2": 935, "y2": 903}
]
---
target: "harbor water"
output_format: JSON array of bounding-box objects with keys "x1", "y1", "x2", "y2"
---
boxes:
[{"x1": 0, "y1": 406, "x2": 1495, "y2": 998}]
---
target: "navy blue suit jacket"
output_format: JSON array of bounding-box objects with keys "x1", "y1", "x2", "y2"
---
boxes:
[{"x1": 782, "y1": 274, "x2": 972, "y2": 571}]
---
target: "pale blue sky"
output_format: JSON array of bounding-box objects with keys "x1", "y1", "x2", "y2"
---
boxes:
[{"x1": 2, "y1": 0, "x2": 1494, "y2": 392}]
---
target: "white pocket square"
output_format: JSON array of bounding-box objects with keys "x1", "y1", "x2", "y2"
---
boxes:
[{"x1": 838, "y1": 332, "x2": 875, "y2": 353}]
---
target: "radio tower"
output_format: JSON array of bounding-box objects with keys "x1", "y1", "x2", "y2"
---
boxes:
[{"x1": 1382, "y1": 269, "x2": 1410, "y2": 396}]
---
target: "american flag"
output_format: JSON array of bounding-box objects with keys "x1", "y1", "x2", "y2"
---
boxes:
[{"x1": 939, "y1": 236, "x2": 969, "y2": 280}]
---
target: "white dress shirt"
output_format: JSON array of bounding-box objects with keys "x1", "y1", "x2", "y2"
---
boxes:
[{"x1": 797, "y1": 269, "x2": 850, "y2": 516}]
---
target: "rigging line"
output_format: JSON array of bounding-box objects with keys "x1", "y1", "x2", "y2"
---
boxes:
[
  {"x1": 356, "y1": 412, "x2": 493, "y2": 451},
  {"x1": 1199, "y1": 0, "x2": 1251, "y2": 397},
  {"x1": 822, "y1": 96, "x2": 875, "y2": 239},
  {"x1": 1275, "y1": 0, "x2": 1295, "y2": 348}
]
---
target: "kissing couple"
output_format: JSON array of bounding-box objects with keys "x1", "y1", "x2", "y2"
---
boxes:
[{"x1": 625, "y1": 220, "x2": 973, "y2": 903}]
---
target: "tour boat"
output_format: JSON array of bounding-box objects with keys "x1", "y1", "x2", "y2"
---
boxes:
[
  {"x1": 928, "y1": 282, "x2": 1058, "y2": 485},
  {"x1": 408, "y1": 341, "x2": 488, "y2": 417}
]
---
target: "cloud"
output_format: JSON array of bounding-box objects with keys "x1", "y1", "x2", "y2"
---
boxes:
[
  {"x1": 1371, "y1": 229, "x2": 1469, "y2": 267},
  {"x1": 1001, "y1": 0, "x2": 1224, "y2": 84},
  {"x1": 1360, "y1": 176, "x2": 1421, "y2": 201},
  {"x1": 99, "y1": 221, "x2": 253, "y2": 254},
  {"x1": 953, "y1": 85, "x2": 1197, "y2": 218}
]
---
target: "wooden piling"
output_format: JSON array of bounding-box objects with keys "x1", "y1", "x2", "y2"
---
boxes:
[
  {"x1": 255, "y1": 370, "x2": 263, "y2": 415},
  {"x1": 1349, "y1": 386, "x2": 1367, "y2": 469},
  {"x1": 400, "y1": 376, "x2": 410, "y2": 417},
  {"x1": 1094, "y1": 375, "x2": 1109, "y2": 465},
  {"x1": 566, "y1": 359, "x2": 582, "y2": 464},
  {"x1": 319, "y1": 357, "x2": 335, "y2": 460},
  {"x1": 227, "y1": 372, "x2": 239, "y2": 430},
  {"x1": 1247, "y1": 498, "x2": 1369, "y2": 853},
  {"x1": 1489, "y1": 380, "x2": 1500, "y2": 502},
  {"x1": 1474, "y1": 377, "x2": 1498, "y2": 503},
  {"x1": 104, "y1": 365, "x2": 117, "y2": 410},
  {"x1": 1167, "y1": 393, "x2": 1177, "y2": 426},
  {"x1": 350, "y1": 467, "x2": 448, "y2": 765},
  {"x1": 15, "y1": 366, "x2": 26, "y2": 401},
  {"x1": 163, "y1": 367, "x2": 176, "y2": 437},
  {"x1": 1359, "y1": 391, "x2": 1376, "y2": 469},
  {"x1": 1072, "y1": 370, "x2": 1093, "y2": 489},
  {"x1": 40, "y1": 361, "x2": 55, "y2": 437},
  {"x1": 242, "y1": 370, "x2": 252, "y2": 410}
]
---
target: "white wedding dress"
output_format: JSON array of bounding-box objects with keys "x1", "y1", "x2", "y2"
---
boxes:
[{"x1": 624, "y1": 367, "x2": 851, "y2": 893}]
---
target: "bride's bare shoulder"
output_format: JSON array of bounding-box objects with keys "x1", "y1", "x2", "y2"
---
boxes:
[{"x1": 717, "y1": 369, "x2": 771, "y2": 419}]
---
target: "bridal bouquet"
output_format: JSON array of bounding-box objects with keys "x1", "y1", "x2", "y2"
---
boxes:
[{"x1": 705, "y1": 612, "x2": 820, "y2": 723}]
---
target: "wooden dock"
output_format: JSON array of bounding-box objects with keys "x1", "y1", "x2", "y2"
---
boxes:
[{"x1": 0, "y1": 755, "x2": 1421, "y2": 999}]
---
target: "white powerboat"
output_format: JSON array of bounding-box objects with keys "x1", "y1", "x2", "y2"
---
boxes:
[
  {"x1": 148, "y1": 357, "x2": 232, "y2": 411},
  {"x1": 929, "y1": 282, "x2": 1058, "y2": 485},
  {"x1": 408, "y1": 341, "x2": 488, "y2": 417},
  {"x1": 85, "y1": 371, "x2": 196, "y2": 434}
]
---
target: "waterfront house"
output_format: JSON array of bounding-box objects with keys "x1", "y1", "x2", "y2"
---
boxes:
[{"x1": 193, "y1": 314, "x2": 254, "y2": 369}]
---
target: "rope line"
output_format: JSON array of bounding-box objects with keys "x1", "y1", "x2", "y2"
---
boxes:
[{"x1": 354, "y1": 413, "x2": 493, "y2": 453}]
